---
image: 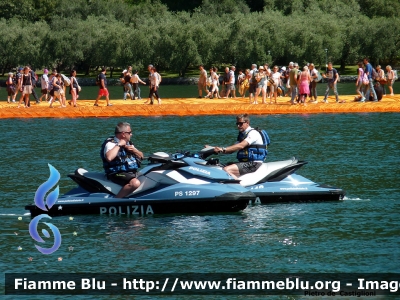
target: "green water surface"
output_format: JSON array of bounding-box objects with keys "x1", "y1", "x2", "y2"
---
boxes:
[{"x1": 0, "y1": 113, "x2": 399, "y2": 299}]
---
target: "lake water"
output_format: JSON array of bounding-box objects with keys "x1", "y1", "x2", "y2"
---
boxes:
[{"x1": 1, "y1": 113, "x2": 399, "y2": 299}]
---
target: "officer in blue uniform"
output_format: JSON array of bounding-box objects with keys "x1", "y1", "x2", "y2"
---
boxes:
[
  {"x1": 100, "y1": 122, "x2": 144, "y2": 198},
  {"x1": 212, "y1": 114, "x2": 269, "y2": 179}
]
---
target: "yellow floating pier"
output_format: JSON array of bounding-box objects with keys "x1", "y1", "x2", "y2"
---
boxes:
[{"x1": 1, "y1": 95, "x2": 399, "y2": 119}]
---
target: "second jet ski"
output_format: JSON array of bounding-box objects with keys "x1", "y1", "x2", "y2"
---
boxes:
[{"x1": 199, "y1": 147, "x2": 345, "y2": 204}]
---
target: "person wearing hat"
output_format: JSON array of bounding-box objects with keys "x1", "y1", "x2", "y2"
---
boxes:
[
  {"x1": 254, "y1": 65, "x2": 266, "y2": 104},
  {"x1": 6, "y1": 72, "x2": 16, "y2": 103},
  {"x1": 39, "y1": 69, "x2": 49, "y2": 102}
]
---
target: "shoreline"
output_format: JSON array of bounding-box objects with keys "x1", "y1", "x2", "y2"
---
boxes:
[{"x1": 1, "y1": 95, "x2": 399, "y2": 119}]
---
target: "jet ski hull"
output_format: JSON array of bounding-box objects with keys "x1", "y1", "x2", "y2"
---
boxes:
[
  {"x1": 247, "y1": 174, "x2": 345, "y2": 204},
  {"x1": 25, "y1": 187, "x2": 254, "y2": 218}
]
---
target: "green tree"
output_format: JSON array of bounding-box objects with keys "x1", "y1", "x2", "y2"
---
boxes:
[
  {"x1": 357, "y1": 0, "x2": 400, "y2": 18},
  {"x1": 0, "y1": 0, "x2": 35, "y2": 21}
]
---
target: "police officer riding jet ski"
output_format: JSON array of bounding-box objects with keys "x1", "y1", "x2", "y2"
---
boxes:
[
  {"x1": 202, "y1": 114, "x2": 345, "y2": 204},
  {"x1": 25, "y1": 153, "x2": 256, "y2": 218}
]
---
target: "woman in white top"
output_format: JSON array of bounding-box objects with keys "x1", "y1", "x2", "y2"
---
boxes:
[
  {"x1": 131, "y1": 70, "x2": 146, "y2": 100},
  {"x1": 145, "y1": 67, "x2": 161, "y2": 104},
  {"x1": 205, "y1": 67, "x2": 221, "y2": 99},
  {"x1": 269, "y1": 66, "x2": 282, "y2": 104},
  {"x1": 376, "y1": 65, "x2": 386, "y2": 96},
  {"x1": 385, "y1": 65, "x2": 395, "y2": 96},
  {"x1": 355, "y1": 61, "x2": 366, "y2": 101}
]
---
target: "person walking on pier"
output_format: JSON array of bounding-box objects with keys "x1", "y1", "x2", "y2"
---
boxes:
[
  {"x1": 322, "y1": 62, "x2": 341, "y2": 103},
  {"x1": 94, "y1": 67, "x2": 112, "y2": 107}
]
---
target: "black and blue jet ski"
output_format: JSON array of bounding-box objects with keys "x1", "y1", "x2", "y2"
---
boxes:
[
  {"x1": 199, "y1": 147, "x2": 345, "y2": 204},
  {"x1": 25, "y1": 152, "x2": 256, "y2": 217}
]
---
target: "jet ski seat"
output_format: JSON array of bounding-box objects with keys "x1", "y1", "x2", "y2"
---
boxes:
[
  {"x1": 239, "y1": 158, "x2": 299, "y2": 187},
  {"x1": 71, "y1": 168, "x2": 158, "y2": 197}
]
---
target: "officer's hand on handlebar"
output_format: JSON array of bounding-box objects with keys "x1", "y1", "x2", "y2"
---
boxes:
[{"x1": 214, "y1": 147, "x2": 223, "y2": 153}]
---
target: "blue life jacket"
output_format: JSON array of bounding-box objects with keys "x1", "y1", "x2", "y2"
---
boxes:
[
  {"x1": 236, "y1": 127, "x2": 271, "y2": 162},
  {"x1": 100, "y1": 136, "x2": 140, "y2": 174}
]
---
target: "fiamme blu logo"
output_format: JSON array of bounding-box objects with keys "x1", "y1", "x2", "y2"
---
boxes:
[{"x1": 28, "y1": 164, "x2": 62, "y2": 254}]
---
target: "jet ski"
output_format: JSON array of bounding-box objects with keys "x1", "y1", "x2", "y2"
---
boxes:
[
  {"x1": 198, "y1": 147, "x2": 345, "y2": 204},
  {"x1": 25, "y1": 152, "x2": 256, "y2": 217}
]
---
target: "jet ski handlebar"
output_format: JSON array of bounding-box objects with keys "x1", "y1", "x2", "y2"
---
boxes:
[
  {"x1": 199, "y1": 146, "x2": 218, "y2": 159},
  {"x1": 147, "y1": 147, "x2": 218, "y2": 164}
]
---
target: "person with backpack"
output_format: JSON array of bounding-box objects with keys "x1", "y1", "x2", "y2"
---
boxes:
[
  {"x1": 207, "y1": 113, "x2": 271, "y2": 180},
  {"x1": 94, "y1": 67, "x2": 112, "y2": 107},
  {"x1": 385, "y1": 65, "x2": 395, "y2": 96},
  {"x1": 363, "y1": 57, "x2": 378, "y2": 102}
]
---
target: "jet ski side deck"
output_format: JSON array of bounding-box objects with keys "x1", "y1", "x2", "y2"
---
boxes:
[{"x1": 25, "y1": 182, "x2": 255, "y2": 217}]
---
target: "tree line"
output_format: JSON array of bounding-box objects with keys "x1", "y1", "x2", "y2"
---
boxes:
[{"x1": 0, "y1": 0, "x2": 399, "y2": 77}]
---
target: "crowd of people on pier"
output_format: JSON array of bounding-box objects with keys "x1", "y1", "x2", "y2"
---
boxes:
[
  {"x1": 3, "y1": 59, "x2": 397, "y2": 107},
  {"x1": 4, "y1": 64, "x2": 161, "y2": 108},
  {"x1": 5, "y1": 67, "x2": 82, "y2": 108},
  {"x1": 197, "y1": 58, "x2": 397, "y2": 105}
]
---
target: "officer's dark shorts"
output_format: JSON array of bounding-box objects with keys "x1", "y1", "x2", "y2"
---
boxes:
[
  {"x1": 108, "y1": 172, "x2": 137, "y2": 186},
  {"x1": 236, "y1": 161, "x2": 262, "y2": 176}
]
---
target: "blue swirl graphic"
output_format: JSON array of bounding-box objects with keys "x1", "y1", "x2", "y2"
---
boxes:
[
  {"x1": 34, "y1": 164, "x2": 60, "y2": 211},
  {"x1": 29, "y1": 214, "x2": 62, "y2": 254}
]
